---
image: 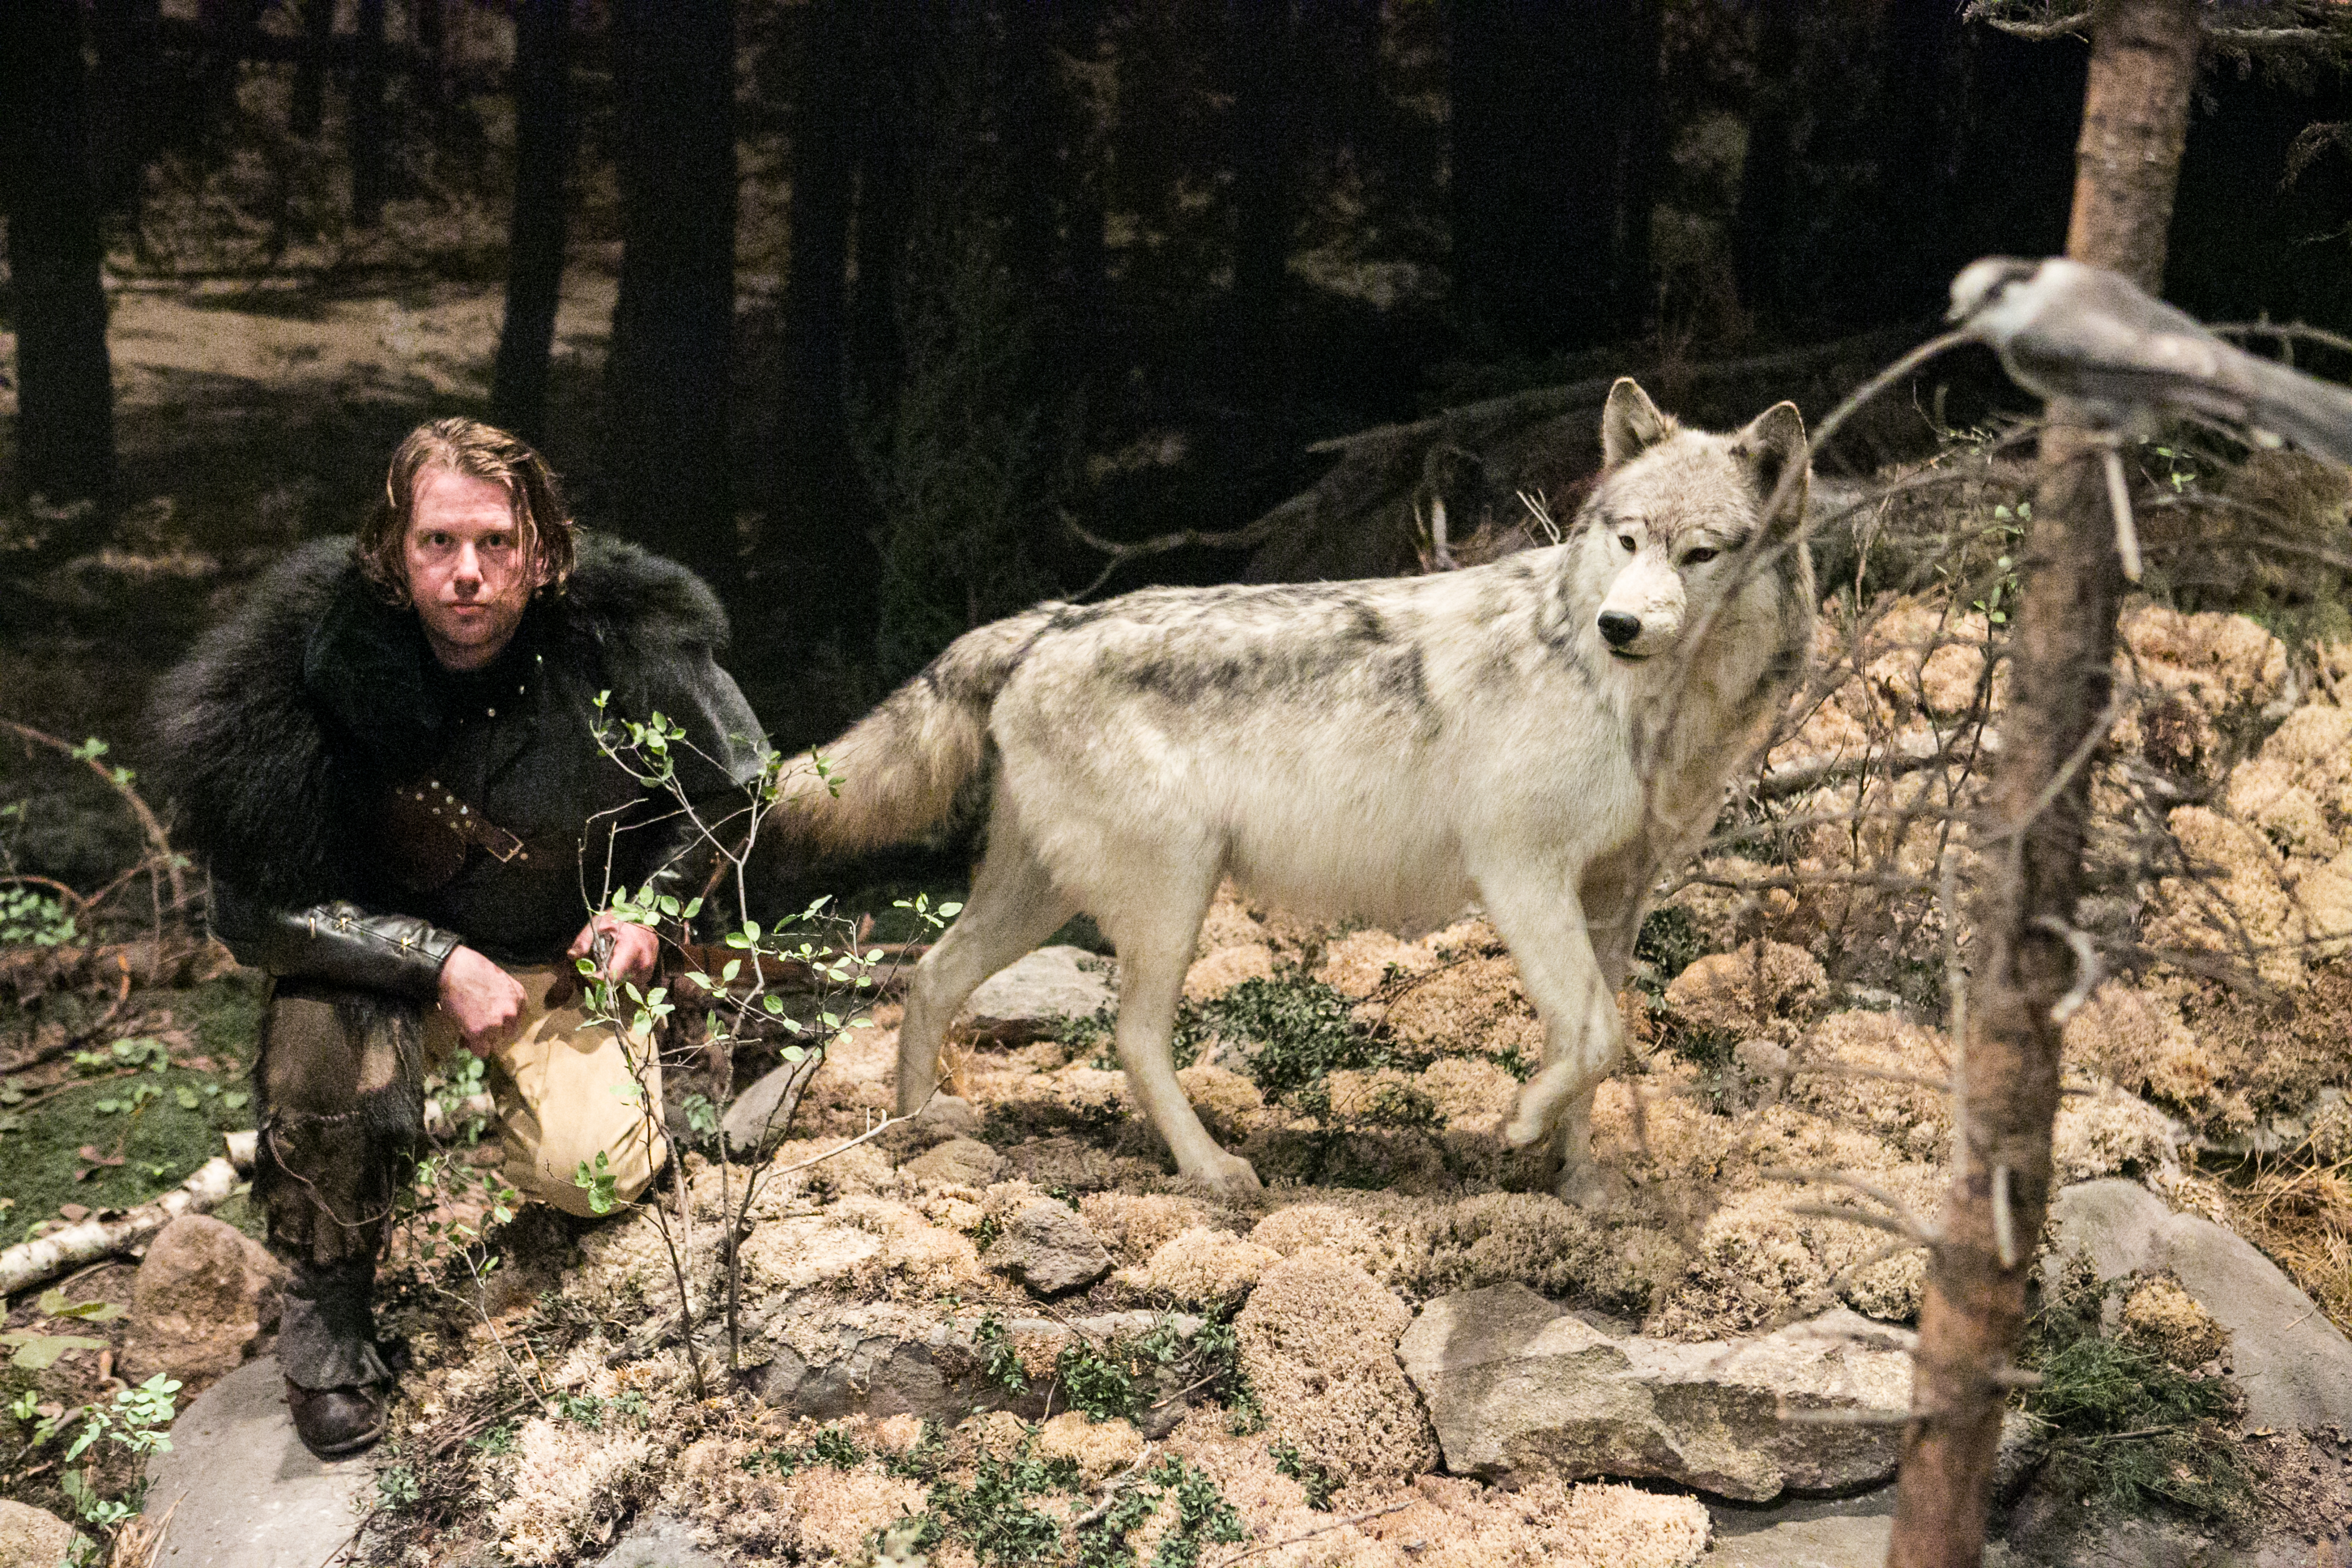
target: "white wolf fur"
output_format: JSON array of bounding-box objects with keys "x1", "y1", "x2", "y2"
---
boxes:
[{"x1": 766, "y1": 379, "x2": 1816, "y2": 1202}]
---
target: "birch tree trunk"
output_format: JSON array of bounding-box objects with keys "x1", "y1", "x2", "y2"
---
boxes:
[{"x1": 1885, "y1": 2, "x2": 2199, "y2": 1565}]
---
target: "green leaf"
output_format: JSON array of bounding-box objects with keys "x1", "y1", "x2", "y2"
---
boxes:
[
  {"x1": 3, "y1": 1332, "x2": 106, "y2": 1370},
  {"x1": 175, "y1": 1086, "x2": 201, "y2": 1110},
  {"x1": 36, "y1": 1292, "x2": 124, "y2": 1323},
  {"x1": 223, "y1": 1090, "x2": 249, "y2": 1111}
]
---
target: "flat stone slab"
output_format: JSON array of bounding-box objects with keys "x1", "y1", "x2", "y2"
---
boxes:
[
  {"x1": 1708, "y1": 1488, "x2": 1894, "y2": 1568},
  {"x1": 593, "y1": 1509, "x2": 726, "y2": 1568},
  {"x1": 143, "y1": 1358, "x2": 371, "y2": 1568},
  {"x1": 962, "y1": 946, "x2": 1114, "y2": 1042},
  {"x1": 1399, "y1": 1285, "x2": 1911, "y2": 1501},
  {"x1": 2046, "y1": 1179, "x2": 2352, "y2": 1431}
]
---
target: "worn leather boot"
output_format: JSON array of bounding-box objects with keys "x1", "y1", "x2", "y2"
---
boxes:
[{"x1": 284, "y1": 1379, "x2": 387, "y2": 1459}]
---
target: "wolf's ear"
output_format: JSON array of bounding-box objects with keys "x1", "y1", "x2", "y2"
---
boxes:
[
  {"x1": 1601, "y1": 378, "x2": 1673, "y2": 469},
  {"x1": 1732, "y1": 400, "x2": 1809, "y2": 532}
]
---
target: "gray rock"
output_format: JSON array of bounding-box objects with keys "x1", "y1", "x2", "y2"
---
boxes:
[
  {"x1": 1707, "y1": 1487, "x2": 1893, "y2": 1568},
  {"x1": 963, "y1": 947, "x2": 1114, "y2": 1042},
  {"x1": 594, "y1": 1509, "x2": 726, "y2": 1568},
  {"x1": 722, "y1": 1057, "x2": 815, "y2": 1152},
  {"x1": 143, "y1": 1358, "x2": 371, "y2": 1568},
  {"x1": 0, "y1": 1500, "x2": 77, "y2": 1568},
  {"x1": 761, "y1": 1303, "x2": 1200, "y2": 1424},
  {"x1": 902, "y1": 1137, "x2": 1006, "y2": 1188},
  {"x1": 1398, "y1": 1284, "x2": 1911, "y2": 1501},
  {"x1": 121, "y1": 1214, "x2": 286, "y2": 1395},
  {"x1": 2046, "y1": 1179, "x2": 2352, "y2": 1430},
  {"x1": 990, "y1": 1200, "x2": 1112, "y2": 1295}
]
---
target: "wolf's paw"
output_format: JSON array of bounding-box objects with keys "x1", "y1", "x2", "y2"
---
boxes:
[
  {"x1": 1190, "y1": 1151, "x2": 1263, "y2": 1203},
  {"x1": 1553, "y1": 1161, "x2": 1627, "y2": 1213},
  {"x1": 1503, "y1": 1062, "x2": 1577, "y2": 1149}
]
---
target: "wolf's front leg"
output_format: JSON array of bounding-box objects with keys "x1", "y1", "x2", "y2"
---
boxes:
[
  {"x1": 897, "y1": 823, "x2": 1077, "y2": 1134},
  {"x1": 1108, "y1": 907, "x2": 1262, "y2": 1202},
  {"x1": 1480, "y1": 874, "x2": 1627, "y2": 1208}
]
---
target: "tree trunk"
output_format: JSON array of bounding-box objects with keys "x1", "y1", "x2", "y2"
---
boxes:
[
  {"x1": 293, "y1": 0, "x2": 334, "y2": 137},
  {"x1": 761, "y1": 0, "x2": 875, "y2": 649},
  {"x1": 1884, "y1": 2, "x2": 2198, "y2": 1565},
  {"x1": 607, "y1": 0, "x2": 740, "y2": 603},
  {"x1": 91, "y1": 0, "x2": 162, "y2": 217},
  {"x1": 1447, "y1": 0, "x2": 1658, "y2": 353},
  {"x1": 1228, "y1": 0, "x2": 1292, "y2": 416},
  {"x1": 413, "y1": 0, "x2": 448, "y2": 127},
  {"x1": 491, "y1": 0, "x2": 573, "y2": 448},
  {"x1": 0, "y1": 0, "x2": 119, "y2": 511},
  {"x1": 1731, "y1": 0, "x2": 1800, "y2": 323},
  {"x1": 351, "y1": 0, "x2": 389, "y2": 227}
]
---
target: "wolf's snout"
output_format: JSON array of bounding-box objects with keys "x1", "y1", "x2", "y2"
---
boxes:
[{"x1": 1598, "y1": 611, "x2": 1642, "y2": 648}]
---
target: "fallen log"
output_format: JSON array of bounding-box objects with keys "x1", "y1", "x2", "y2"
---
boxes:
[
  {"x1": 0, "y1": 1095, "x2": 497, "y2": 1300},
  {"x1": 0, "y1": 1153, "x2": 242, "y2": 1299}
]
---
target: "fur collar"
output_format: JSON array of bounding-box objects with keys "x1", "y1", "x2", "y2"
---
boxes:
[{"x1": 148, "y1": 532, "x2": 732, "y2": 903}]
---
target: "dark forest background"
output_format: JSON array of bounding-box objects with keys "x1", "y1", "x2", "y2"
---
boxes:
[{"x1": 3, "y1": 0, "x2": 2351, "y2": 747}]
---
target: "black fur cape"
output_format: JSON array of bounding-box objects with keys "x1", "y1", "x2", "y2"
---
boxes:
[{"x1": 148, "y1": 532, "x2": 739, "y2": 909}]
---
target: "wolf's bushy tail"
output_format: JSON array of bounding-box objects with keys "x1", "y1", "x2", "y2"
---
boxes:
[{"x1": 762, "y1": 606, "x2": 1057, "y2": 864}]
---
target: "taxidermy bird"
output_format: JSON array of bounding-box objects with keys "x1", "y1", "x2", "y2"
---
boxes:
[
  {"x1": 1947, "y1": 256, "x2": 2352, "y2": 580},
  {"x1": 1947, "y1": 256, "x2": 2352, "y2": 464}
]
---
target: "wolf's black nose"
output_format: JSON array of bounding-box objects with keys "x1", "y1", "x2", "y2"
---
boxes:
[{"x1": 1598, "y1": 611, "x2": 1642, "y2": 647}]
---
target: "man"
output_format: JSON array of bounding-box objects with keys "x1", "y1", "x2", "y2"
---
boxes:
[{"x1": 151, "y1": 419, "x2": 766, "y2": 1457}]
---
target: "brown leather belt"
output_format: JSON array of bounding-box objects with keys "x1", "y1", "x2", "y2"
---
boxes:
[{"x1": 382, "y1": 779, "x2": 577, "y2": 892}]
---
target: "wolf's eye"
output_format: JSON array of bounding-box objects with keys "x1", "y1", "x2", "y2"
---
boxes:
[
  {"x1": 1618, "y1": 534, "x2": 1637, "y2": 552},
  {"x1": 1683, "y1": 548, "x2": 1719, "y2": 565}
]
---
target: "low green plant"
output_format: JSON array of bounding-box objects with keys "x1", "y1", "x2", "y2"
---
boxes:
[
  {"x1": 1054, "y1": 1338, "x2": 1140, "y2": 1422},
  {"x1": 0, "y1": 884, "x2": 76, "y2": 947},
  {"x1": 975, "y1": 1312, "x2": 1029, "y2": 1395},
  {"x1": 758, "y1": 1422, "x2": 867, "y2": 1475},
  {"x1": 1270, "y1": 1440, "x2": 1338, "y2": 1510},
  {"x1": 1074, "y1": 1456, "x2": 1247, "y2": 1568},
  {"x1": 2025, "y1": 1327, "x2": 2253, "y2": 1524},
  {"x1": 33, "y1": 1375, "x2": 180, "y2": 1552},
  {"x1": 922, "y1": 1444, "x2": 1073, "y2": 1566}
]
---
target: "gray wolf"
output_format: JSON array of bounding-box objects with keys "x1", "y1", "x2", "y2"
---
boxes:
[
  {"x1": 150, "y1": 418, "x2": 766, "y2": 1456},
  {"x1": 770, "y1": 379, "x2": 1815, "y2": 1202}
]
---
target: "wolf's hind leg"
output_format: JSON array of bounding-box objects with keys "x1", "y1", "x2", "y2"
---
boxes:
[
  {"x1": 897, "y1": 817, "x2": 1077, "y2": 1126},
  {"x1": 1477, "y1": 871, "x2": 1626, "y2": 1207},
  {"x1": 1101, "y1": 881, "x2": 1262, "y2": 1201}
]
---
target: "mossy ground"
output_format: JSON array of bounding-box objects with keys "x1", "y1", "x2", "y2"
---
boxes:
[{"x1": 0, "y1": 976, "x2": 267, "y2": 1245}]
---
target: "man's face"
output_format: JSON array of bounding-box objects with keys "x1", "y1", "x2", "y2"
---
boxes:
[{"x1": 403, "y1": 465, "x2": 543, "y2": 671}]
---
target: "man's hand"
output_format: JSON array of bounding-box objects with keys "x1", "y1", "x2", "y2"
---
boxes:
[
  {"x1": 568, "y1": 913, "x2": 660, "y2": 988},
  {"x1": 439, "y1": 946, "x2": 527, "y2": 1052}
]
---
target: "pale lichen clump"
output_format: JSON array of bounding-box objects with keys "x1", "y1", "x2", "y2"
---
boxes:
[
  {"x1": 1662, "y1": 940, "x2": 1827, "y2": 1042},
  {"x1": 1034, "y1": 1411, "x2": 1147, "y2": 1482},
  {"x1": 2119, "y1": 1278, "x2": 2230, "y2": 1370},
  {"x1": 1234, "y1": 1248, "x2": 1439, "y2": 1491},
  {"x1": 1115, "y1": 1226, "x2": 1280, "y2": 1306}
]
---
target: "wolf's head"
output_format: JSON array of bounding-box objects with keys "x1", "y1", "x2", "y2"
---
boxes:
[{"x1": 1567, "y1": 378, "x2": 1810, "y2": 664}]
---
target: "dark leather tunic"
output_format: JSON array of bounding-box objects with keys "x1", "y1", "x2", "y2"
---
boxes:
[{"x1": 158, "y1": 536, "x2": 768, "y2": 1001}]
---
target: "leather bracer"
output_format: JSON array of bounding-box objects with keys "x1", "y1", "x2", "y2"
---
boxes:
[{"x1": 212, "y1": 883, "x2": 461, "y2": 1001}]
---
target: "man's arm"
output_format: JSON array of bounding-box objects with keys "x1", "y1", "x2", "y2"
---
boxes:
[{"x1": 210, "y1": 879, "x2": 464, "y2": 1001}]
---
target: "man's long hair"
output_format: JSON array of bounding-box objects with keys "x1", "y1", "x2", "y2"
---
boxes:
[{"x1": 355, "y1": 418, "x2": 578, "y2": 606}]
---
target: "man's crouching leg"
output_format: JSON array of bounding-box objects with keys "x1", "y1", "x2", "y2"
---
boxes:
[
  {"x1": 255, "y1": 983, "x2": 425, "y2": 1459},
  {"x1": 473, "y1": 966, "x2": 669, "y2": 1220}
]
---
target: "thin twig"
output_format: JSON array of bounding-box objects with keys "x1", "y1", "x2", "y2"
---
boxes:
[{"x1": 1215, "y1": 1501, "x2": 1415, "y2": 1568}]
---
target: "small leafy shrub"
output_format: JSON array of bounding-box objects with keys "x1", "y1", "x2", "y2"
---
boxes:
[
  {"x1": 922, "y1": 1444, "x2": 1073, "y2": 1566},
  {"x1": 757, "y1": 1422, "x2": 867, "y2": 1475},
  {"x1": 1633, "y1": 906, "x2": 1707, "y2": 992},
  {"x1": 2026, "y1": 1327, "x2": 2253, "y2": 1524},
  {"x1": 975, "y1": 1313, "x2": 1029, "y2": 1396},
  {"x1": 1269, "y1": 1440, "x2": 1338, "y2": 1510},
  {"x1": 1054, "y1": 1339, "x2": 1140, "y2": 1422}
]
